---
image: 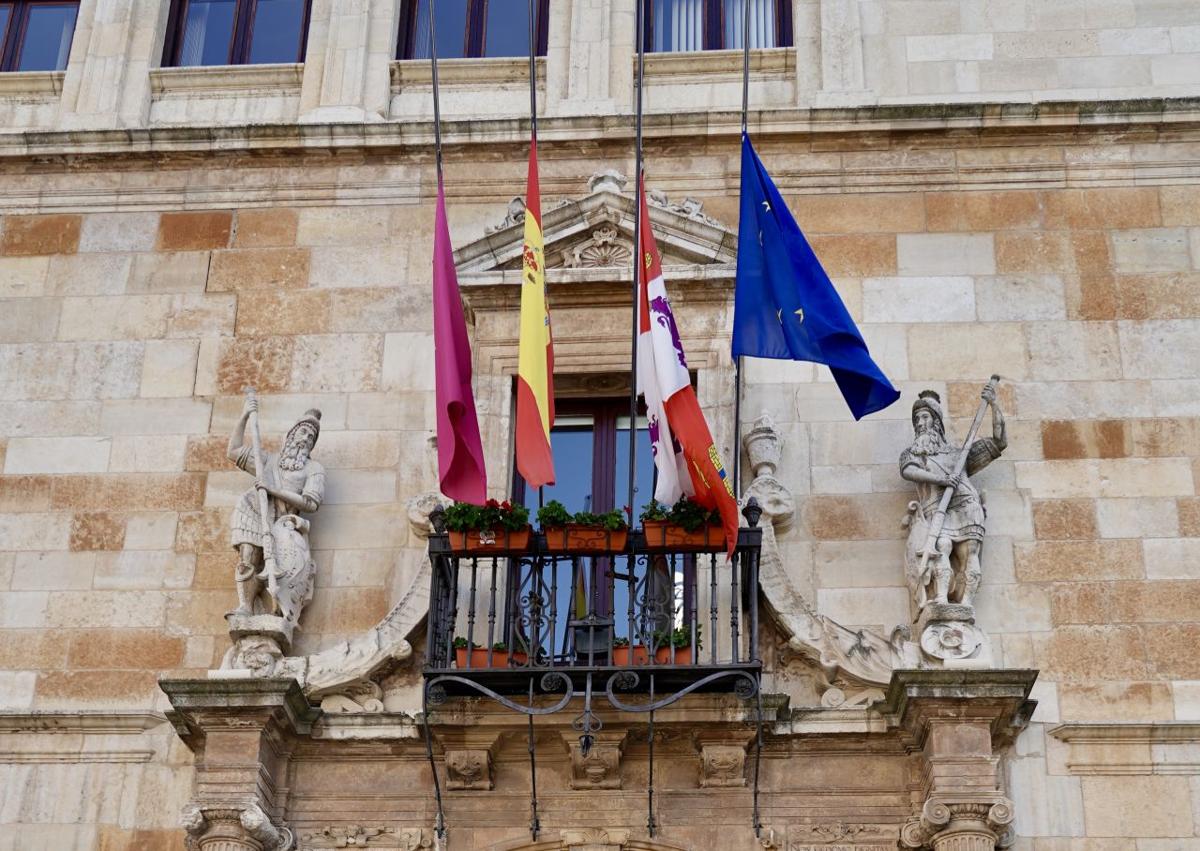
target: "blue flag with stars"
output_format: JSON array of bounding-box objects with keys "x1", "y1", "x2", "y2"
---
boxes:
[{"x1": 732, "y1": 133, "x2": 900, "y2": 420}]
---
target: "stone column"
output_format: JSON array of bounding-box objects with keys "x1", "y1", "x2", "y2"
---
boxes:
[
  {"x1": 57, "y1": 0, "x2": 168, "y2": 129},
  {"x1": 161, "y1": 678, "x2": 318, "y2": 851},
  {"x1": 884, "y1": 669, "x2": 1035, "y2": 851},
  {"x1": 547, "y1": 0, "x2": 633, "y2": 116},
  {"x1": 298, "y1": 0, "x2": 402, "y2": 123}
]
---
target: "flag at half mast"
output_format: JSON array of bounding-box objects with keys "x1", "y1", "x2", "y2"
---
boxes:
[
  {"x1": 514, "y1": 138, "x2": 556, "y2": 487},
  {"x1": 636, "y1": 173, "x2": 740, "y2": 556},
  {"x1": 432, "y1": 175, "x2": 487, "y2": 504}
]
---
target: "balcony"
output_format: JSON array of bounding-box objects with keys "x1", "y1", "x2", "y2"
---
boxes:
[{"x1": 422, "y1": 500, "x2": 764, "y2": 712}]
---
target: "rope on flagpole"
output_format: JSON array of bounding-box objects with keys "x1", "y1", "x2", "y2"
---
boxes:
[
  {"x1": 529, "y1": 0, "x2": 537, "y2": 143},
  {"x1": 731, "y1": 0, "x2": 753, "y2": 500}
]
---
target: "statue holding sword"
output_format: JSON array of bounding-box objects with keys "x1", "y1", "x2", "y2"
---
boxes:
[{"x1": 900, "y1": 377, "x2": 1006, "y2": 621}]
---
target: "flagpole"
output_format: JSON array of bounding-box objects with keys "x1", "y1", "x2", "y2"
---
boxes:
[
  {"x1": 425, "y1": 2, "x2": 447, "y2": 841},
  {"x1": 627, "y1": 0, "x2": 645, "y2": 528},
  {"x1": 731, "y1": 0, "x2": 752, "y2": 501}
]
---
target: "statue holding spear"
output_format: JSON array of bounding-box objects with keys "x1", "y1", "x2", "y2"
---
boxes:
[{"x1": 900, "y1": 377, "x2": 1006, "y2": 619}]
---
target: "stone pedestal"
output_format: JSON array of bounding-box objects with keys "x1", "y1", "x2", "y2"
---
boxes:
[
  {"x1": 884, "y1": 669, "x2": 1036, "y2": 851},
  {"x1": 162, "y1": 678, "x2": 317, "y2": 851}
]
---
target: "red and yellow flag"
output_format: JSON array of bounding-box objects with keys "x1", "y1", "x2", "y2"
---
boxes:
[{"x1": 514, "y1": 139, "x2": 555, "y2": 487}]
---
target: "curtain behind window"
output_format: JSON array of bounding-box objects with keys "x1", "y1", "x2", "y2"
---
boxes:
[
  {"x1": 653, "y1": 0, "x2": 703, "y2": 53},
  {"x1": 408, "y1": 0, "x2": 469, "y2": 60},
  {"x1": 723, "y1": 0, "x2": 775, "y2": 50}
]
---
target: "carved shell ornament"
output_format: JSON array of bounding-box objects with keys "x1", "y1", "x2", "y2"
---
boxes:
[{"x1": 560, "y1": 224, "x2": 633, "y2": 268}]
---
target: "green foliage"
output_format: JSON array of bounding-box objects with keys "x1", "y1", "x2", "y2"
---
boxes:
[
  {"x1": 536, "y1": 499, "x2": 571, "y2": 528},
  {"x1": 452, "y1": 636, "x2": 478, "y2": 649},
  {"x1": 491, "y1": 642, "x2": 508, "y2": 652},
  {"x1": 638, "y1": 499, "x2": 670, "y2": 522},
  {"x1": 612, "y1": 636, "x2": 630, "y2": 648},
  {"x1": 666, "y1": 496, "x2": 719, "y2": 532},
  {"x1": 652, "y1": 623, "x2": 703, "y2": 651},
  {"x1": 444, "y1": 499, "x2": 530, "y2": 532}
]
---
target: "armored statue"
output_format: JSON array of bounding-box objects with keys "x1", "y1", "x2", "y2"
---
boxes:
[
  {"x1": 900, "y1": 381, "x2": 1006, "y2": 617},
  {"x1": 227, "y1": 394, "x2": 325, "y2": 627}
]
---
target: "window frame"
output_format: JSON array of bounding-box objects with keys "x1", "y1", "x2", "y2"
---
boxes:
[
  {"x1": 643, "y1": 0, "x2": 793, "y2": 53},
  {"x1": 162, "y1": 0, "x2": 313, "y2": 68},
  {"x1": 396, "y1": 0, "x2": 550, "y2": 61},
  {"x1": 0, "y1": 0, "x2": 79, "y2": 73}
]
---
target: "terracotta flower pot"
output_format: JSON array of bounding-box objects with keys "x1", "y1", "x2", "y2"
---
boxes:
[
  {"x1": 610, "y1": 645, "x2": 650, "y2": 666},
  {"x1": 454, "y1": 647, "x2": 528, "y2": 668},
  {"x1": 447, "y1": 526, "x2": 532, "y2": 554},
  {"x1": 654, "y1": 645, "x2": 695, "y2": 665},
  {"x1": 641, "y1": 521, "x2": 725, "y2": 551},
  {"x1": 544, "y1": 525, "x2": 629, "y2": 554}
]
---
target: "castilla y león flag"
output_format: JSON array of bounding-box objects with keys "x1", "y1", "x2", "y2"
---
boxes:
[
  {"x1": 432, "y1": 175, "x2": 487, "y2": 504},
  {"x1": 636, "y1": 174, "x2": 740, "y2": 555},
  {"x1": 514, "y1": 139, "x2": 556, "y2": 487}
]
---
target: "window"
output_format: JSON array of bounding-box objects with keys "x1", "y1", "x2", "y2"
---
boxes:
[
  {"x1": 162, "y1": 0, "x2": 311, "y2": 67},
  {"x1": 645, "y1": 0, "x2": 791, "y2": 53},
  {"x1": 397, "y1": 0, "x2": 549, "y2": 60},
  {"x1": 0, "y1": 1, "x2": 78, "y2": 72}
]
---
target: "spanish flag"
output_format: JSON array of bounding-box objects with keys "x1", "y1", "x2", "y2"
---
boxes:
[{"x1": 514, "y1": 139, "x2": 555, "y2": 487}]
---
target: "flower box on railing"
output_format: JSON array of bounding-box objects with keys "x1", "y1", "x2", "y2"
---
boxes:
[
  {"x1": 455, "y1": 647, "x2": 529, "y2": 668},
  {"x1": 611, "y1": 645, "x2": 695, "y2": 665},
  {"x1": 543, "y1": 524, "x2": 629, "y2": 554},
  {"x1": 447, "y1": 526, "x2": 532, "y2": 554},
  {"x1": 641, "y1": 521, "x2": 725, "y2": 551}
]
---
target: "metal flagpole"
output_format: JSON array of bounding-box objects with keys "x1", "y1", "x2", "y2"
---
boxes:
[
  {"x1": 731, "y1": 0, "x2": 753, "y2": 501},
  {"x1": 424, "y1": 3, "x2": 447, "y2": 841},
  {"x1": 627, "y1": 0, "x2": 645, "y2": 527}
]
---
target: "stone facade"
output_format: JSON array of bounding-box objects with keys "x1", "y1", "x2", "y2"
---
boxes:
[{"x1": 1, "y1": 1, "x2": 1200, "y2": 849}]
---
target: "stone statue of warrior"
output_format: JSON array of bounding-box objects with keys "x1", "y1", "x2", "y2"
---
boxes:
[
  {"x1": 227, "y1": 395, "x2": 325, "y2": 626},
  {"x1": 900, "y1": 384, "x2": 1006, "y2": 614}
]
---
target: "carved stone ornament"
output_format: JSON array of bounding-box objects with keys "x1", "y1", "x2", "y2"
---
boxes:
[
  {"x1": 445, "y1": 748, "x2": 492, "y2": 790},
  {"x1": 485, "y1": 195, "x2": 526, "y2": 233},
  {"x1": 698, "y1": 743, "x2": 747, "y2": 788},
  {"x1": 743, "y1": 411, "x2": 919, "y2": 691},
  {"x1": 567, "y1": 735, "x2": 623, "y2": 789},
  {"x1": 559, "y1": 223, "x2": 633, "y2": 268},
  {"x1": 899, "y1": 799, "x2": 1015, "y2": 851},
  {"x1": 559, "y1": 828, "x2": 631, "y2": 849},
  {"x1": 183, "y1": 801, "x2": 294, "y2": 851},
  {"x1": 299, "y1": 825, "x2": 430, "y2": 849}
]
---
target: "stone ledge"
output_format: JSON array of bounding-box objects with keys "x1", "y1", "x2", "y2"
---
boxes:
[
  {"x1": 641, "y1": 46, "x2": 795, "y2": 84},
  {"x1": 149, "y1": 63, "x2": 304, "y2": 96},
  {"x1": 1049, "y1": 721, "x2": 1200, "y2": 775},
  {"x1": 0, "y1": 710, "x2": 166, "y2": 733},
  {"x1": 879, "y1": 668, "x2": 1039, "y2": 747},
  {"x1": 0, "y1": 71, "x2": 64, "y2": 97},
  {"x1": 390, "y1": 56, "x2": 546, "y2": 88}
]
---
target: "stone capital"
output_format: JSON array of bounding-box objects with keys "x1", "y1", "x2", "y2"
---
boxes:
[
  {"x1": 899, "y1": 798, "x2": 1015, "y2": 851},
  {"x1": 182, "y1": 801, "x2": 293, "y2": 851}
]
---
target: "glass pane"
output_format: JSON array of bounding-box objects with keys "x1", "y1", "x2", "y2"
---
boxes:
[
  {"x1": 408, "y1": 0, "x2": 469, "y2": 59},
  {"x1": 722, "y1": 0, "x2": 776, "y2": 50},
  {"x1": 248, "y1": 0, "x2": 305, "y2": 63},
  {"x1": 482, "y1": 0, "x2": 529, "y2": 58},
  {"x1": 0, "y1": 7, "x2": 13, "y2": 67},
  {"x1": 652, "y1": 0, "x2": 703, "y2": 53},
  {"x1": 16, "y1": 3, "x2": 78, "y2": 71},
  {"x1": 521, "y1": 417, "x2": 594, "y2": 516},
  {"x1": 177, "y1": 0, "x2": 236, "y2": 66},
  {"x1": 611, "y1": 416, "x2": 655, "y2": 637}
]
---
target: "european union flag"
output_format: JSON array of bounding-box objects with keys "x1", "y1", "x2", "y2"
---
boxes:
[{"x1": 733, "y1": 134, "x2": 900, "y2": 420}]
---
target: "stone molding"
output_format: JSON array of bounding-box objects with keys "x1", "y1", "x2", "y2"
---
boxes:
[
  {"x1": 390, "y1": 56, "x2": 546, "y2": 87},
  {"x1": 0, "y1": 710, "x2": 168, "y2": 765},
  {"x1": 150, "y1": 64, "x2": 306, "y2": 96},
  {"x1": 0, "y1": 70, "x2": 64, "y2": 96},
  {"x1": 1048, "y1": 722, "x2": 1200, "y2": 775},
  {"x1": 640, "y1": 46, "x2": 794, "y2": 86},
  {"x1": 300, "y1": 825, "x2": 430, "y2": 849},
  {"x1": 0, "y1": 710, "x2": 165, "y2": 733}
]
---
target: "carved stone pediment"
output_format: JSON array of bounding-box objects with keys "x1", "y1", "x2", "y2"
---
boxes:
[{"x1": 454, "y1": 170, "x2": 736, "y2": 280}]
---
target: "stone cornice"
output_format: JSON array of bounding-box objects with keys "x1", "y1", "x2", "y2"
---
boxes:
[
  {"x1": 149, "y1": 63, "x2": 304, "y2": 96},
  {"x1": 390, "y1": 55, "x2": 546, "y2": 87},
  {"x1": 1049, "y1": 722, "x2": 1200, "y2": 775},
  {"x1": 0, "y1": 710, "x2": 166, "y2": 733},
  {"x1": 0, "y1": 70, "x2": 64, "y2": 97},
  {"x1": 880, "y1": 669, "x2": 1039, "y2": 749},
  {"x1": 0, "y1": 96, "x2": 1198, "y2": 161}
]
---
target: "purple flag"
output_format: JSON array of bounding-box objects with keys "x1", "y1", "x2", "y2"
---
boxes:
[{"x1": 432, "y1": 176, "x2": 487, "y2": 504}]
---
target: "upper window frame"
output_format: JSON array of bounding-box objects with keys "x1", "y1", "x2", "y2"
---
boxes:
[
  {"x1": 643, "y1": 0, "x2": 793, "y2": 53},
  {"x1": 0, "y1": 0, "x2": 79, "y2": 73},
  {"x1": 162, "y1": 0, "x2": 313, "y2": 68},
  {"x1": 396, "y1": 0, "x2": 549, "y2": 61}
]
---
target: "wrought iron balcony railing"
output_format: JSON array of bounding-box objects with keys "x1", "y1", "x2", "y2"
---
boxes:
[{"x1": 423, "y1": 500, "x2": 763, "y2": 705}]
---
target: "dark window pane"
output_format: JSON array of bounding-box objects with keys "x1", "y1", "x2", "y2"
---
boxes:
[
  {"x1": 522, "y1": 419, "x2": 595, "y2": 516},
  {"x1": 0, "y1": 7, "x2": 13, "y2": 64},
  {"x1": 652, "y1": 0, "x2": 703, "y2": 52},
  {"x1": 16, "y1": 3, "x2": 78, "y2": 71},
  {"x1": 408, "y1": 0, "x2": 469, "y2": 59},
  {"x1": 248, "y1": 0, "x2": 305, "y2": 63},
  {"x1": 482, "y1": 0, "x2": 529, "y2": 58},
  {"x1": 177, "y1": 0, "x2": 236, "y2": 66},
  {"x1": 722, "y1": 0, "x2": 776, "y2": 49}
]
